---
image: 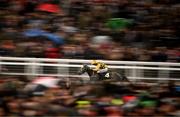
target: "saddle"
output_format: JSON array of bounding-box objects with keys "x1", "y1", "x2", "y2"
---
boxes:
[{"x1": 96, "y1": 72, "x2": 110, "y2": 79}]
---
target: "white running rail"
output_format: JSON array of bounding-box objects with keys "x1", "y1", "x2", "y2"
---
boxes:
[{"x1": 0, "y1": 57, "x2": 180, "y2": 81}]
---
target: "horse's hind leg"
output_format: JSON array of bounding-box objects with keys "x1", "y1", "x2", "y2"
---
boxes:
[{"x1": 110, "y1": 72, "x2": 123, "y2": 81}]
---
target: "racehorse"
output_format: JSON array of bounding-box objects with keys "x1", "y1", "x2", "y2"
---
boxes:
[{"x1": 78, "y1": 64, "x2": 131, "y2": 83}]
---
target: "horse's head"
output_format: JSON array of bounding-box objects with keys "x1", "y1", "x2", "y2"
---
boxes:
[{"x1": 78, "y1": 64, "x2": 89, "y2": 75}]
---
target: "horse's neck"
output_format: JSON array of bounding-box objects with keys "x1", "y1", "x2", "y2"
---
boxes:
[{"x1": 86, "y1": 67, "x2": 93, "y2": 76}]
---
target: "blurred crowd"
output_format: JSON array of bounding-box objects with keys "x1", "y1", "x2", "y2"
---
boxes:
[
  {"x1": 0, "y1": 76, "x2": 179, "y2": 116},
  {"x1": 0, "y1": 0, "x2": 180, "y2": 62},
  {"x1": 0, "y1": 1, "x2": 179, "y2": 116}
]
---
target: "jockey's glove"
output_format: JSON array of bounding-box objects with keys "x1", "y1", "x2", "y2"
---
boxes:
[{"x1": 92, "y1": 68, "x2": 98, "y2": 72}]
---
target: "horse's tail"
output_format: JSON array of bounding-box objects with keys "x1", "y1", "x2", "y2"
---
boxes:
[{"x1": 122, "y1": 75, "x2": 134, "y2": 87}]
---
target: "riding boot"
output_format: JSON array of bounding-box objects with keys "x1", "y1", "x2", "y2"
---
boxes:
[{"x1": 98, "y1": 73, "x2": 106, "y2": 79}]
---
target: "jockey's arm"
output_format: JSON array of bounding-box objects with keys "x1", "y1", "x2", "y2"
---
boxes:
[
  {"x1": 97, "y1": 68, "x2": 108, "y2": 73},
  {"x1": 92, "y1": 64, "x2": 101, "y2": 72}
]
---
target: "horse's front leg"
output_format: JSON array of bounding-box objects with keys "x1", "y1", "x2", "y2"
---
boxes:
[{"x1": 90, "y1": 71, "x2": 99, "y2": 81}]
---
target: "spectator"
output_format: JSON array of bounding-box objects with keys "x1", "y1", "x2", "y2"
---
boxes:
[
  {"x1": 151, "y1": 47, "x2": 168, "y2": 62},
  {"x1": 0, "y1": 0, "x2": 179, "y2": 62}
]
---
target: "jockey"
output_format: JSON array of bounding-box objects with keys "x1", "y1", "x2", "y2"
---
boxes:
[{"x1": 91, "y1": 60, "x2": 109, "y2": 78}]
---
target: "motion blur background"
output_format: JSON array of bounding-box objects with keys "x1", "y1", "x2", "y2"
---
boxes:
[
  {"x1": 0, "y1": 0, "x2": 180, "y2": 62},
  {"x1": 0, "y1": 0, "x2": 180, "y2": 116}
]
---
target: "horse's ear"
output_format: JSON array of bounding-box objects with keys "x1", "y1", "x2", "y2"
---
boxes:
[{"x1": 83, "y1": 64, "x2": 88, "y2": 67}]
